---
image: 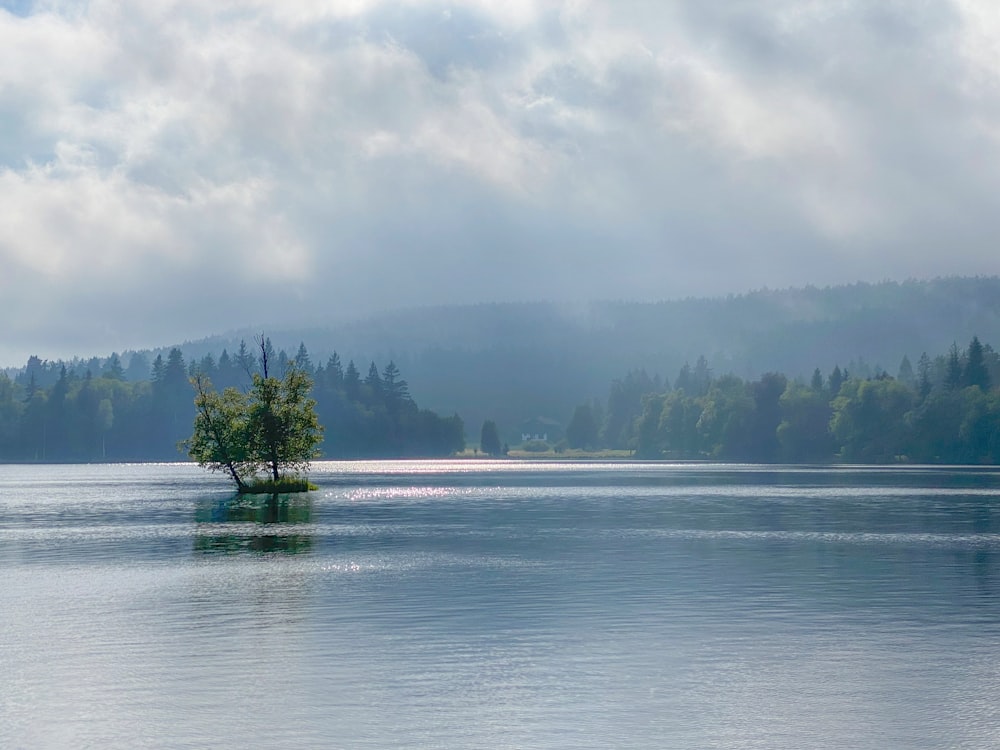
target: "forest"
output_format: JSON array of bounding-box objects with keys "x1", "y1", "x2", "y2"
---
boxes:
[
  {"x1": 160, "y1": 276, "x2": 1000, "y2": 445},
  {"x1": 563, "y1": 336, "x2": 1000, "y2": 464},
  {"x1": 4, "y1": 275, "x2": 1000, "y2": 467},
  {"x1": 3, "y1": 332, "x2": 1000, "y2": 464},
  {"x1": 0, "y1": 341, "x2": 464, "y2": 462}
]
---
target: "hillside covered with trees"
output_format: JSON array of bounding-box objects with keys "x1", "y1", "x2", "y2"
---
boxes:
[
  {"x1": 3, "y1": 277, "x2": 1000, "y2": 463},
  {"x1": 563, "y1": 336, "x2": 1000, "y2": 464},
  {"x1": 153, "y1": 276, "x2": 1000, "y2": 446},
  {"x1": 0, "y1": 341, "x2": 463, "y2": 462}
]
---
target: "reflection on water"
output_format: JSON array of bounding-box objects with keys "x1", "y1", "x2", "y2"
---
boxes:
[
  {"x1": 2, "y1": 461, "x2": 1000, "y2": 750},
  {"x1": 193, "y1": 493, "x2": 314, "y2": 555}
]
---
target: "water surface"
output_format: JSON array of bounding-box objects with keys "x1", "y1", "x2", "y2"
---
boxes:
[{"x1": 2, "y1": 461, "x2": 999, "y2": 748}]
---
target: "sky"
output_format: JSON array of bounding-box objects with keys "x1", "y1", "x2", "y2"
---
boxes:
[{"x1": 2, "y1": 0, "x2": 1000, "y2": 366}]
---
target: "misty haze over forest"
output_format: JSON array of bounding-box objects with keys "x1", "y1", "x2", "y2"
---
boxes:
[{"x1": 6, "y1": 276, "x2": 1000, "y2": 447}]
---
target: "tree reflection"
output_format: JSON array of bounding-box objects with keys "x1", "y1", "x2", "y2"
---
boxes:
[{"x1": 194, "y1": 493, "x2": 314, "y2": 555}]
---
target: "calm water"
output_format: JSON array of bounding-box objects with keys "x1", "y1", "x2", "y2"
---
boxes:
[{"x1": 2, "y1": 461, "x2": 999, "y2": 749}]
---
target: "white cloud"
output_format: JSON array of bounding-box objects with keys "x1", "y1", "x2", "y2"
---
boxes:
[{"x1": 1, "y1": 0, "x2": 999, "y2": 364}]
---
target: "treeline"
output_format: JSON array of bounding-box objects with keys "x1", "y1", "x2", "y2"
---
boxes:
[
  {"x1": 566, "y1": 337, "x2": 1000, "y2": 464},
  {"x1": 180, "y1": 276, "x2": 1000, "y2": 440},
  {"x1": 0, "y1": 341, "x2": 464, "y2": 462}
]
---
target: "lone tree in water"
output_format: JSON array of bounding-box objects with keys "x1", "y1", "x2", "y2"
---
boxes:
[
  {"x1": 247, "y1": 338, "x2": 323, "y2": 484},
  {"x1": 185, "y1": 336, "x2": 323, "y2": 492},
  {"x1": 187, "y1": 373, "x2": 253, "y2": 492}
]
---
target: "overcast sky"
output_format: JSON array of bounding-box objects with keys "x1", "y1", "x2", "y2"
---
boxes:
[{"x1": 2, "y1": 0, "x2": 1000, "y2": 365}]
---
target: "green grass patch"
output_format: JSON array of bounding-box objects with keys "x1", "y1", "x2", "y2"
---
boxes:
[
  {"x1": 238, "y1": 477, "x2": 318, "y2": 494},
  {"x1": 506, "y1": 448, "x2": 636, "y2": 460}
]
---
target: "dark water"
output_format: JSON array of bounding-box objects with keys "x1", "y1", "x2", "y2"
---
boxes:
[{"x1": 2, "y1": 461, "x2": 999, "y2": 749}]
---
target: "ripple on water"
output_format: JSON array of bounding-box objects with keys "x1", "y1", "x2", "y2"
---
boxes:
[{"x1": 2, "y1": 462, "x2": 1000, "y2": 749}]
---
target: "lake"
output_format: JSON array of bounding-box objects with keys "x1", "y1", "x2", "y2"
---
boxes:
[{"x1": 2, "y1": 461, "x2": 999, "y2": 749}]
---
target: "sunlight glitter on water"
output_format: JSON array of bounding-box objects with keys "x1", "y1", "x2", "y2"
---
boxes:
[{"x1": 2, "y1": 462, "x2": 1000, "y2": 749}]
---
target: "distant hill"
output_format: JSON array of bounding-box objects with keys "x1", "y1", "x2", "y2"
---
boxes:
[
  {"x1": 176, "y1": 276, "x2": 1000, "y2": 442},
  {"x1": 14, "y1": 276, "x2": 1000, "y2": 445}
]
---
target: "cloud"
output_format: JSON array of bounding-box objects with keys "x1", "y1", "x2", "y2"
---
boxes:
[{"x1": 1, "y1": 0, "x2": 999, "y2": 364}]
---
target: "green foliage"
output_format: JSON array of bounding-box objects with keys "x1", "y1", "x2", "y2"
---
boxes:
[
  {"x1": 777, "y1": 382, "x2": 833, "y2": 461},
  {"x1": 480, "y1": 419, "x2": 502, "y2": 456},
  {"x1": 186, "y1": 374, "x2": 254, "y2": 491},
  {"x1": 602, "y1": 370, "x2": 656, "y2": 448},
  {"x1": 657, "y1": 391, "x2": 702, "y2": 458},
  {"x1": 246, "y1": 365, "x2": 323, "y2": 483},
  {"x1": 566, "y1": 403, "x2": 599, "y2": 449},
  {"x1": 187, "y1": 355, "x2": 323, "y2": 490},
  {"x1": 239, "y1": 478, "x2": 319, "y2": 494},
  {"x1": 7, "y1": 328, "x2": 1000, "y2": 467},
  {"x1": 832, "y1": 378, "x2": 913, "y2": 461},
  {"x1": 521, "y1": 439, "x2": 550, "y2": 453},
  {"x1": 696, "y1": 375, "x2": 755, "y2": 459},
  {"x1": 313, "y1": 353, "x2": 463, "y2": 458},
  {"x1": 628, "y1": 336, "x2": 1000, "y2": 465},
  {"x1": 964, "y1": 336, "x2": 991, "y2": 390}
]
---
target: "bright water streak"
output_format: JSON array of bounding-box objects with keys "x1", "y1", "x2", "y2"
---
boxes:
[{"x1": 1, "y1": 462, "x2": 999, "y2": 749}]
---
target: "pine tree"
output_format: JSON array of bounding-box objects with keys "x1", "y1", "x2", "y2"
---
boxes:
[
  {"x1": 917, "y1": 353, "x2": 933, "y2": 399},
  {"x1": 897, "y1": 355, "x2": 914, "y2": 386},
  {"x1": 103, "y1": 353, "x2": 125, "y2": 381},
  {"x1": 964, "y1": 335, "x2": 990, "y2": 390},
  {"x1": 828, "y1": 365, "x2": 844, "y2": 396},
  {"x1": 325, "y1": 353, "x2": 344, "y2": 389},
  {"x1": 294, "y1": 342, "x2": 313, "y2": 374},
  {"x1": 365, "y1": 361, "x2": 382, "y2": 390},
  {"x1": 945, "y1": 343, "x2": 963, "y2": 390},
  {"x1": 344, "y1": 360, "x2": 361, "y2": 400},
  {"x1": 810, "y1": 368, "x2": 824, "y2": 391},
  {"x1": 381, "y1": 361, "x2": 410, "y2": 409},
  {"x1": 235, "y1": 340, "x2": 255, "y2": 378}
]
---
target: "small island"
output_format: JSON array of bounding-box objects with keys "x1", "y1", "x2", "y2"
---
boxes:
[{"x1": 185, "y1": 337, "x2": 323, "y2": 493}]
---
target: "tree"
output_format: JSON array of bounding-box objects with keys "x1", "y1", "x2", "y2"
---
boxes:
[
  {"x1": 777, "y1": 382, "x2": 833, "y2": 461},
  {"x1": 294, "y1": 342, "x2": 314, "y2": 374},
  {"x1": 658, "y1": 390, "x2": 703, "y2": 458},
  {"x1": 246, "y1": 366, "x2": 322, "y2": 483},
  {"x1": 810, "y1": 368, "x2": 824, "y2": 391},
  {"x1": 187, "y1": 373, "x2": 253, "y2": 492},
  {"x1": 326, "y1": 353, "x2": 344, "y2": 388},
  {"x1": 186, "y1": 337, "x2": 323, "y2": 491},
  {"x1": 831, "y1": 377, "x2": 913, "y2": 462},
  {"x1": 344, "y1": 360, "x2": 361, "y2": 400},
  {"x1": 381, "y1": 361, "x2": 410, "y2": 409},
  {"x1": 747, "y1": 372, "x2": 787, "y2": 462},
  {"x1": 945, "y1": 343, "x2": 963, "y2": 390},
  {"x1": 480, "y1": 419, "x2": 502, "y2": 456},
  {"x1": 964, "y1": 336, "x2": 990, "y2": 390},
  {"x1": 828, "y1": 365, "x2": 845, "y2": 396},
  {"x1": 896, "y1": 355, "x2": 914, "y2": 387},
  {"x1": 365, "y1": 361, "x2": 382, "y2": 392},
  {"x1": 566, "y1": 403, "x2": 599, "y2": 449},
  {"x1": 917, "y1": 352, "x2": 933, "y2": 400},
  {"x1": 246, "y1": 337, "x2": 323, "y2": 484},
  {"x1": 634, "y1": 393, "x2": 666, "y2": 458},
  {"x1": 235, "y1": 339, "x2": 255, "y2": 378},
  {"x1": 103, "y1": 353, "x2": 125, "y2": 381},
  {"x1": 125, "y1": 352, "x2": 150, "y2": 382},
  {"x1": 697, "y1": 374, "x2": 754, "y2": 459},
  {"x1": 602, "y1": 370, "x2": 656, "y2": 448}
]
